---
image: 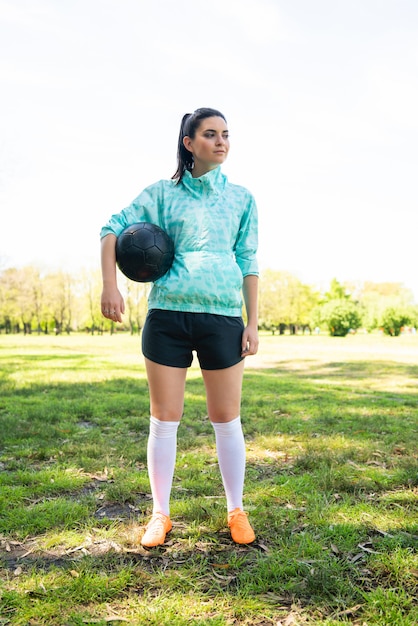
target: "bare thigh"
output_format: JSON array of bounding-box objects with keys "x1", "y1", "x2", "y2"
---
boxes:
[
  {"x1": 144, "y1": 358, "x2": 188, "y2": 422},
  {"x1": 202, "y1": 360, "x2": 245, "y2": 423}
]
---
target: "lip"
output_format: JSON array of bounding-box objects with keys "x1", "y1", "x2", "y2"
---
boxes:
[{"x1": 214, "y1": 150, "x2": 226, "y2": 154}]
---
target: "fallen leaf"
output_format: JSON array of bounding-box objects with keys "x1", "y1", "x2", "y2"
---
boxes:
[
  {"x1": 374, "y1": 529, "x2": 394, "y2": 538},
  {"x1": 211, "y1": 570, "x2": 236, "y2": 582},
  {"x1": 284, "y1": 503, "x2": 306, "y2": 511},
  {"x1": 335, "y1": 603, "x2": 363, "y2": 617},
  {"x1": 281, "y1": 612, "x2": 299, "y2": 625},
  {"x1": 261, "y1": 592, "x2": 292, "y2": 605},
  {"x1": 358, "y1": 542, "x2": 378, "y2": 554},
  {"x1": 347, "y1": 460, "x2": 365, "y2": 471},
  {"x1": 82, "y1": 619, "x2": 129, "y2": 624}
]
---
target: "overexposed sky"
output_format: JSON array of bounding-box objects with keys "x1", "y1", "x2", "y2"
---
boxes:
[{"x1": 1, "y1": 0, "x2": 417, "y2": 300}]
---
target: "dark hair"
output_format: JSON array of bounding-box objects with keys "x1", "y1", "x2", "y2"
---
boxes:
[{"x1": 172, "y1": 107, "x2": 227, "y2": 182}]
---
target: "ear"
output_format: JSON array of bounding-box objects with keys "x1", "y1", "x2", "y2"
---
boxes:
[{"x1": 183, "y1": 136, "x2": 193, "y2": 153}]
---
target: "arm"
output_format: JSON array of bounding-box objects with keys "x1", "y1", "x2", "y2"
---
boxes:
[
  {"x1": 241, "y1": 274, "x2": 259, "y2": 357},
  {"x1": 100, "y1": 234, "x2": 125, "y2": 323}
]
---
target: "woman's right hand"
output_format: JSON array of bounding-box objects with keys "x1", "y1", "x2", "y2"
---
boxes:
[
  {"x1": 100, "y1": 234, "x2": 124, "y2": 323},
  {"x1": 101, "y1": 286, "x2": 125, "y2": 323}
]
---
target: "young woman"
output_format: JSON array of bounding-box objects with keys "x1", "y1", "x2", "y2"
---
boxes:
[{"x1": 100, "y1": 108, "x2": 259, "y2": 547}]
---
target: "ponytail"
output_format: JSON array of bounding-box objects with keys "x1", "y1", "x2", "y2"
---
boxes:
[{"x1": 172, "y1": 108, "x2": 227, "y2": 183}]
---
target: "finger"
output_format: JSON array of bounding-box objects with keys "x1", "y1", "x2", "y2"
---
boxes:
[
  {"x1": 110, "y1": 309, "x2": 119, "y2": 321},
  {"x1": 102, "y1": 307, "x2": 120, "y2": 321},
  {"x1": 242, "y1": 340, "x2": 258, "y2": 356}
]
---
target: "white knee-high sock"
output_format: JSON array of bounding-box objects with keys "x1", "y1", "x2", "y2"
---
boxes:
[
  {"x1": 211, "y1": 416, "x2": 246, "y2": 512},
  {"x1": 147, "y1": 416, "x2": 179, "y2": 517}
]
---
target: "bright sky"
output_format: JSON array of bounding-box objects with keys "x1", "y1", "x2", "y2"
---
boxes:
[{"x1": 1, "y1": 0, "x2": 417, "y2": 301}]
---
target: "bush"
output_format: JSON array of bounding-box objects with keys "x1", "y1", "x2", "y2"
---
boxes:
[
  {"x1": 315, "y1": 299, "x2": 363, "y2": 337},
  {"x1": 380, "y1": 307, "x2": 412, "y2": 336}
]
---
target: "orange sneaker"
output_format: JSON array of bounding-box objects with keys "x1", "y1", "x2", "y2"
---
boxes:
[
  {"x1": 140, "y1": 512, "x2": 172, "y2": 548},
  {"x1": 228, "y1": 508, "x2": 255, "y2": 544}
]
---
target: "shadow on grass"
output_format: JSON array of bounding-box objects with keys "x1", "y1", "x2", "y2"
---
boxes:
[
  {"x1": 0, "y1": 510, "x2": 416, "y2": 624},
  {"x1": 258, "y1": 358, "x2": 418, "y2": 379},
  {"x1": 0, "y1": 359, "x2": 417, "y2": 624}
]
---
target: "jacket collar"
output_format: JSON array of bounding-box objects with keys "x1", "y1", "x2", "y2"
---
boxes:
[{"x1": 181, "y1": 166, "x2": 227, "y2": 195}]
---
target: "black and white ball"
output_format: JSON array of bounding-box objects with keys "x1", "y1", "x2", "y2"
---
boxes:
[{"x1": 116, "y1": 222, "x2": 174, "y2": 283}]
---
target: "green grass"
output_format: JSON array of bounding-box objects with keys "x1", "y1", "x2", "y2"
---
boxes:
[{"x1": 0, "y1": 332, "x2": 417, "y2": 625}]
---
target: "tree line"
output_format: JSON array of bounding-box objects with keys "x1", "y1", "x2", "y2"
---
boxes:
[
  {"x1": 0, "y1": 265, "x2": 417, "y2": 337},
  {"x1": 259, "y1": 272, "x2": 417, "y2": 336},
  {"x1": 0, "y1": 266, "x2": 148, "y2": 336}
]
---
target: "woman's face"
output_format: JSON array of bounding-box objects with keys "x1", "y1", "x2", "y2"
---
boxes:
[{"x1": 183, "y1": 116, "x2": 230, "y2": 177}]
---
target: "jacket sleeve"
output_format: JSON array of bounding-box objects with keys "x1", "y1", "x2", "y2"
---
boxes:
[
  {"x1": 100, "y1": 182, "x2": 163, "y2": 239},
  {"x1": 234, "y1": 193, "x2": 259, "y2": 277}
]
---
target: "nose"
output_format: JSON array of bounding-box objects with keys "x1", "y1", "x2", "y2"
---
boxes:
[{"x1": 216, "y1": 134, "x2": 226, "y2": 145}]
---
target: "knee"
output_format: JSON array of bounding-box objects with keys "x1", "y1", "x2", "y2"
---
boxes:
[
  {"x1": 151, "y1": 407, "x2": 183, "y2": 422},
  {"x1": 209, "y1": 412, "x2": 239, "y2": 424}
]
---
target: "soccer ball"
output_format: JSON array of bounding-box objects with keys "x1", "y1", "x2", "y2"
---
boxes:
[{"x1": 116, "y1": 222, "x2": 174, "y2": 282}]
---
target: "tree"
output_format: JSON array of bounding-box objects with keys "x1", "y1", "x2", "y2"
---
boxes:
[
  {"x1": 312, "y1": 278, "x2": 363, "y2": 336},
  {"x1": 259, "y1": 270, "x2": 319, "y2": 334},
  {"x1": 0, "y1": 268, "x2": 21, "y2": 332},
  {"x1": 31, "y1": 269, "x2": 47, "y2": 334},
  {"x1": 79, "y1": 269, "x2": 106, "y2": 334},
  {"x1": 324, "y1": 278, "x2": 350, "y2": 301},
  {"x1": 293, "y1": 283, "x2": 320, "y2": 333},
  {"x1": 125, "y1": 278, "x2": 149, "y2": 335},
  {"x1": 380, "y1": 307, "x2": 412, "y2": 336},
  {"x1": 43, "y1": 271, "x2": 73, "y2": 334},
  {"x1": 16, "y1": 267, "x2": 39, "y2": 333},
  {"x1": 357, "y1": 281, "x2": 415, "y2": 332},
  {"x1": 316, "y1": 299, "x2": 363, "y2": 336}
]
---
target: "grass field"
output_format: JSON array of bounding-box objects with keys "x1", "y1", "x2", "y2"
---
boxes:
[{"x1": 0, "y1": 332, "x2": 417, "y2": 625}]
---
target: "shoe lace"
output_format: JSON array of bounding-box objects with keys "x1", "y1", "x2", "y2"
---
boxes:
[
  {"x1": 230, "y1": 509, "x2": 248, "y2": 526},
  {"x1": 146, "y1": 513, "x2": 167, "y2": 536}
]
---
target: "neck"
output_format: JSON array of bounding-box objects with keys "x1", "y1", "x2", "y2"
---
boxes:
[{"x1": 191, "y1": 164, "x2": 218, "y2": 178}]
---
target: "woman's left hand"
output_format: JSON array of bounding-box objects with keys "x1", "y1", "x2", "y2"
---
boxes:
[{"x1": 241, "y1": 325, "x2": 259, "y2": 357}]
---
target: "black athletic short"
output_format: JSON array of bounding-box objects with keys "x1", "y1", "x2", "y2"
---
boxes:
[{"x1": 142, "y1": 309, "x2": 245, "y2": 370}]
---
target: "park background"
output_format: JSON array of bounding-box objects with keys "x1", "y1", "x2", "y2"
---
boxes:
[
  {"x1": 1, "y1": 0, "x2": 417, "y2": 307},
  {"x1": 1, "y1": 4, "x2": 417, "y2": 623}
]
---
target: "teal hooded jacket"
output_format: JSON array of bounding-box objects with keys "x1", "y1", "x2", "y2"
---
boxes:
[{"x1": 100, "y1": 166, "x2": 258, "y2": 317}]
